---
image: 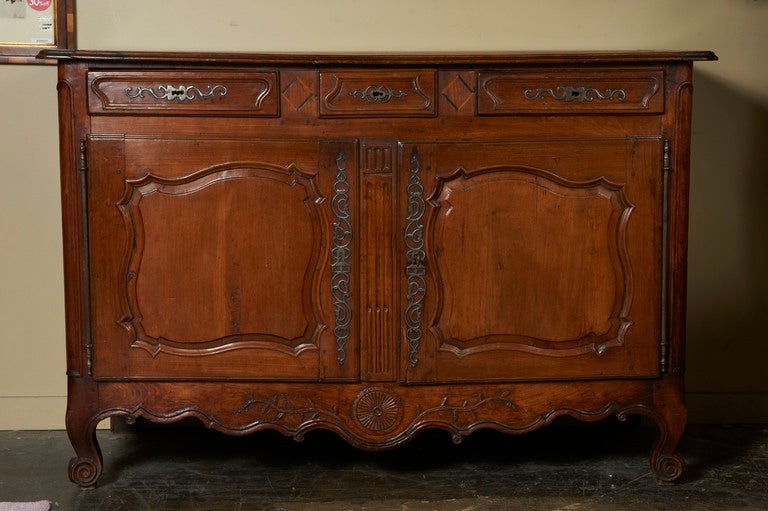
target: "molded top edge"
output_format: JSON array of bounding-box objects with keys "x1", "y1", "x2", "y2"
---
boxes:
[{"x1": 38, "y1": 49, "x2": 717, "y2": 66}]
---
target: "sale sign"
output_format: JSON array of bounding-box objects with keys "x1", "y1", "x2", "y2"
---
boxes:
[{"x1": 27, "y1": 0, "x2": 52, "y2": 12}]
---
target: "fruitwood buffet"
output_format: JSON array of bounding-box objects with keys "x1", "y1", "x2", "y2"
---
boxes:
[{"x1": 44, "y1": 50, "x2": 716, "y2": 487}]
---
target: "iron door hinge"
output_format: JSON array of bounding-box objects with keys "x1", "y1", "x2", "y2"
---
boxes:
[
  {"x1": 78, "y1": 137, "x2": 93, "y2": 375},
  {"x1": 79, "y1": 139, "x2": 88, "y2": 173},
  {"x1": 660, "y1": 139, "x2": 671, "y2": 374}
]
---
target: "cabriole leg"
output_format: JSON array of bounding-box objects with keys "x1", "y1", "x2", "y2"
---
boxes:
[
  {"x1": 648, "y1": 396, "x2": 687, "y2": 484},
  {"x1": 65, "y1": 378, "x2": 103, "y2": 489},
  {"x1": 617, "y1": 379, "x2": 687, "y2": 483}
]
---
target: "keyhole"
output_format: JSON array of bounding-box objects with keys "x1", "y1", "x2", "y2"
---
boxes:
[
  {"x1": 571, "y1": 90, "x2": 580, "y2": 97},
  {"x1": 372, "y1": 90, "x2": 385, "y2": 98}
]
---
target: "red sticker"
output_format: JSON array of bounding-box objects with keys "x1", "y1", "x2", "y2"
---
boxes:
[{"x1": 27, "y1": 0, "x2": 52, "y2": 12}]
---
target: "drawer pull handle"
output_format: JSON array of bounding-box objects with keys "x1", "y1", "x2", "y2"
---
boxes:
[
  {"x1": 125, "y1": 84, "x2": 228, "y2": 102},
  {"x1": 349, "y1": 84, "x2": 408, "y2": 104},
  {"x1": 524, "y1": 86, "x2": 626, "y2": 103}
]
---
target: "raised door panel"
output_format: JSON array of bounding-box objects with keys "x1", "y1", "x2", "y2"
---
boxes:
[
  {"x1": 401, "y1": 139, "x2": 662, "y2": 382},
  {"x1": 87, "y1": 137, "x2": 358, "y2": 380}
]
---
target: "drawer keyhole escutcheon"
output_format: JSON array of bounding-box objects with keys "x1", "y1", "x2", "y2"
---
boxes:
[
  {"x1": 524, "y1": 85, "x2": 627, "y2": 103},
  {"x1": 125, "y1": 84, "x2": 228, "y2": 102},
  {"x1": 349, "y1": 84, "x2": 408, "y2": 104}
]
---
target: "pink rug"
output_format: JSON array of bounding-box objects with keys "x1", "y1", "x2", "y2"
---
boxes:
[{"x1": 0, "y1": 503, "x2": 50, "y2": 511}]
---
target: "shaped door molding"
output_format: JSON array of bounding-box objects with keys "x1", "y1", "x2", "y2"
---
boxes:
[
  {"x1": 117, "y1": 161, "x2": 329, "y2": 358},
  {"x1": 425, "y1": 164, "x2": 635, "y2": 358}
]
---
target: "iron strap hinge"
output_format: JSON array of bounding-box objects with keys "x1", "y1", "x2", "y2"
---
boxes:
[
  {"x1": 79, "y1": 139, "x2": 88, "y2": 173},
  {"x1": 78, "y1": 137, "x2": 93, "y2": 376},
  {"x1": 659, "y1": 139, "x2": 671, "y2": 374}
]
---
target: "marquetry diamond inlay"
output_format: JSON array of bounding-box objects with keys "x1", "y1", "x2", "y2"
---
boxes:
[
  {"x1": 441, "y1": 72, "x2": 476, "y2": 114},
  {"x1": 281, "y1": 74, "x2": 315, "y2": 113}
]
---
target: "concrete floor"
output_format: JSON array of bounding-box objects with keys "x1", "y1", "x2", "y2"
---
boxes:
[{"x1": 0, "y1": 420, "x2": 765, "y2": 510}]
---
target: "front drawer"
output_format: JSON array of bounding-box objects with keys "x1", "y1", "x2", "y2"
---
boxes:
[
  {"x1": 477, "y1": 68, "x2": 664, "y2": 114},
  {"x1": 320, "y1": 69, "x2": 436, "y2": 117},
  {"x1": 88, "y1": 71, "x2": 279, "y2": 116}
]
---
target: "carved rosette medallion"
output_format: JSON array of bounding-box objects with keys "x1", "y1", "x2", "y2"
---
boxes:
[{"x1": 353, "y1": 387, "x2": 403, "y2": 434}]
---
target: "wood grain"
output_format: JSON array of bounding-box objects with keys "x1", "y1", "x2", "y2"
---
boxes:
[{"x1": 51, "y1": 51, "x2": 715, "y2": 488}]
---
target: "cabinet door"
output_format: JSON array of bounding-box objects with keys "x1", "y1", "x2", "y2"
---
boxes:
[
  {"x1": 87, "y1": 137, "x2": 358, "y2": 380},
  {"x1": 401, "y1": 139, "x2": 663, "y2": 382}
]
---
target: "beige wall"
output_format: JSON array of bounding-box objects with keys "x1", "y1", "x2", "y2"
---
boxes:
[{"x1": 1, "y1": 0, "x2": 765, "y2": 429}]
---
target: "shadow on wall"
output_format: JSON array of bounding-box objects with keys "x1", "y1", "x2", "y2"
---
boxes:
[{"x1": 686, "y1": 71, "x2": 768, "y2": 423}]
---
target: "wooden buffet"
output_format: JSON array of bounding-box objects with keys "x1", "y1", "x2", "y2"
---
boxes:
[{"x1": 44, "y1": 50, "x2": 716, "y2": 487}]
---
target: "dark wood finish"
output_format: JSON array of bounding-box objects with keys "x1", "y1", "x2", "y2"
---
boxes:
[
  {"x1": 42, "y1": 49, "x2": 716, "y2": 65},
  {"x1": 44, "y1": 50, "x2": 716, "y2": 488}
]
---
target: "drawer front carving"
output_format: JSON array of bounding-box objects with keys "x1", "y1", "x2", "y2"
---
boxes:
[
  {"x1": 89, "y1": 71, "x2": 279, "y2": 116},
  {"x1": 478, "y1": 68, "x2": 664, "y2": 114},
  {"x1": 320, "y1": 69, "x2": 436, "y2": 117}
]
